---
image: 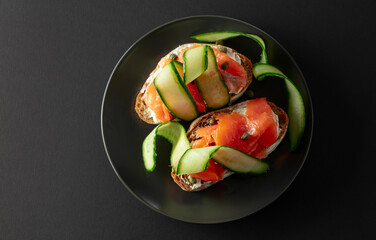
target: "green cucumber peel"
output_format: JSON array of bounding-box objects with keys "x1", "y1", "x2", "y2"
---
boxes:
[
  {"x1": 142, "y1": 126, "x2": 158, "y2": 172},
  {"x1": 183, "y1": 45, "x2": 208, "y2": 84},
  {"x1": 142, "y1": 122, "x2": 190, "y2": 172},
  {"x1": 196, "y1": 46, "x2": 230, "y2": 109},
  {"x1": 253, "y1": 63, "x2": 306, "y2": 151},
  {"x1": 177, "y1": 145, "x2": 269, "y2": 175},
  {"x1": 154, "y1": 61, "x2": 199, "y2": 121},
  {"x1": 191, "y1": 31, "x2": 306, "y2": 150},
  {"x1": 142, "y1": 122, "x2": 269, "y2": 175},
  {"x1": 191, "y1": 31, "x2": 268, "y2": 64}
]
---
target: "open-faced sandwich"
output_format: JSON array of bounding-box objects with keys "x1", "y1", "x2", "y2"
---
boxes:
[
  {"x1": 135, "y1": 43, "x2": 254, "y2": 124},
  {"x1": 172, "y1": 98, "x2": 288, "y2": 191}
]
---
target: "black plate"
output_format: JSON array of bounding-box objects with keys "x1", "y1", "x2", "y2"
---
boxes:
[{"x1": 101, "y1": 15, "x2": 313, "y2": 223}]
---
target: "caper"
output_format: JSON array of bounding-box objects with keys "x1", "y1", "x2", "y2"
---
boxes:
[
  {"x1": 240, "y1": 132, "x2": 250, "y2": 140},
  {"x1": 208, "y1": 116, "x2": 215, "y2": 125},
  {"x1": 169, "y1": 53, "x2": 177, "y2": 60},
  {"x1": 221, "y1": 61, "x2": 229, "y2": 70},
  {"x1": 189, "y1": 177, "x2": 197, "y2": 184},
  {"x1": 217, "y1": 46, "x2": 227, "y2": 53},
  {"x1": 215, "y1": 40, "x2": 224, "y2": 45}
]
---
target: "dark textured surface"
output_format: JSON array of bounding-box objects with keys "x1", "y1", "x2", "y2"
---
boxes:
[{"x1": 0, "y1": 0, "x2": 375, "y2": 239}]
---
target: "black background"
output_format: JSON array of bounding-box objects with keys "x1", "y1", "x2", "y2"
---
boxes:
[{"x1": 1, "y1": 0, "x2": 375, "y2": 239}]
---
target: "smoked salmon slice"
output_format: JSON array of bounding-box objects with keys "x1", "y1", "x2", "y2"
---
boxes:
[
  {"x1": 145, "y1": 83, "x2": 174, "y2": 122},
  {"x1": 246, "y1": 98, "x2": 278, "y2": 147},
  {"x1": 189, "y1": 98, "x2": 278, "y2": 181},
  {"x1": 186, "y1": 82, "x2": 206, "y2": 113}
]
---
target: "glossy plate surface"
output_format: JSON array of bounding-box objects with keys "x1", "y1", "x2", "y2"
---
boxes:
[{"x1": 101, "y1": 15, "x2": 313, "y2": 223}]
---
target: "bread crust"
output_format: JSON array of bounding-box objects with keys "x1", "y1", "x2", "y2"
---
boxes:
[
  {"x1": 134, "y1": 44, "x2": 253, "y2": 124},
  {"x1": 171, "y1": 100, "x2": 289, "y2": 191}
]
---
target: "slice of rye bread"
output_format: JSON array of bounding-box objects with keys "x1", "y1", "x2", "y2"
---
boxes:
[
  {"x1": 135, "y1": 44, "x2": 253, "y2": 124},
  {"x1": 171, "y1": 100, "x2": 289, "y2": 192}
]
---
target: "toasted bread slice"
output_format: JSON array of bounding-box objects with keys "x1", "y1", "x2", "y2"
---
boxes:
[
  {"x1": 135, "y1": 44, "x2": 253, "y2": 124},
  {"x1": 171, "y1": 100, "x2": 289, "y2": 191}
]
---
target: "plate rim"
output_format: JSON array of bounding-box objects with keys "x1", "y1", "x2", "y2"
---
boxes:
[{"x1": 100, "y1": 15, "x2": 314, "y2": 223}]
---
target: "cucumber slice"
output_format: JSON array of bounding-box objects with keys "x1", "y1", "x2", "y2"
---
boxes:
[
  {"x1": 285, "y1": 80, "x2": 306, "y2": 151},
  {"x1": 191, "y1": 31, "x2": 268, "y2": 64},
  {"x1": 253, "y1": 63, "x2": 306, "y2": 151},
  {"x1": 177, "y1": 145, "x2": 269, "y2": 175},
  {"x1": 252, "y1": 63, "x2": 284, "y2": 77},
  {"x1": 191, "y1": 31, "x2": 242, "y2": 42},
  {"x1": 142, "y1": 122, "x2": 190, "y2": 172},
  {"x1": 142, "y1": 126, "x2": 159, "y2": 172},
  {"x1": 183, "y1": 45, "x2": 208, "y2": 84},
  {"x1": 154, "y1": 62, "x2": 199, "y2": 121},
  {"x1": 143, "y1": 122, "x2": 269, "y2": 175},
  {"x1": 196, "y1": 47, "x2": 230, "y2": 109}
]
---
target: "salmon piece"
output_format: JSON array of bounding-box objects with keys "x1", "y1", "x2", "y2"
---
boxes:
[
  {"x1": 195, "y1": 124, "x2": 218, "y2": 138},
  {"x1": 211, "y1": 47, "x2": 247, "y2": 93},
  {"x1": 186, "y1": 82, "x2": 206, "y2": 113},
  {"x1": 246, "y1": 98, "x2": 277, "y2": 147},
  {"x1": 189, "y1": 159, "x2": 225, "y2": 182},
  {"x1": 212, "y1": 47, "x2": 246, "y2": 78},
  {"x1": 191, "y1": 125, "x2": 217, "y2": 148},
  {"x1": 192, "y1": 98, "x2": 278, "y2": 156},
  {"x1": 214, "y1": 112, "x2": 258, "y2": 154},
  {"x1": 213, "y1": 98, "x2": 277, "y2": 157},
  {"x1": 218, "y1": 69, "x2": 246, "y2": 94},
  {"x1": 189, "y1": 125, "x2": 224, "y2": 181},
  {"x1": 145, "y1": 83, "x2": 174, "y2": 122},
  {"x1": 190, "y1": 138, "x2": 208, "y2": 149}
]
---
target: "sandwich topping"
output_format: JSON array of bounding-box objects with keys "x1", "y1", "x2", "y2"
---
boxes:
[
  {"x1": 144, "y1": 44, "x2": 248, "y2": 122},
  {"x1": 189, "y1": 98, "x2": 278, "y2": 181}
]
